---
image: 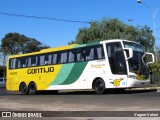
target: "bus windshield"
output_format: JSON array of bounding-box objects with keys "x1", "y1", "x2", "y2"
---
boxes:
[
  {"x1": 123, "y1": 41, "x2": 144, "y2": 52},
  {"x1": 123, "y1": 41, "x2": 149, "y2": 79}
]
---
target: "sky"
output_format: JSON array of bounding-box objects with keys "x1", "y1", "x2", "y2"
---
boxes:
[{"x1": 0, "y1": 0, "x2": 160, "y2": 47}]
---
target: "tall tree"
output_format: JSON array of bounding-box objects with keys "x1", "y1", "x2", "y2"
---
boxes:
[
  {"x1": 135, "y1": 25, "x2": 154, "y2": 52},
  {"x1": 1, "y1": 32, "x2": 49, "y2": 55},
  {"x1": 71, "y1": 18, "x2": 155, "y2": 52}
]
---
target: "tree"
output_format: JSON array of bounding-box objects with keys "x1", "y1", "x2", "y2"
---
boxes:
[
  {"x1": 0, "y1": 32, "x2": 49, "y2": 77},
  {"x1": 0, "y1": 66, "x2": 6, "y2": 77},
  {"x1": 1, "y1": 32, "x2": 49, "y2": 55},
  {"x1": 21, "y1": 38, "x2": 49, "y2": 53},
  {"x1": 135, "y1": 25, "x2": 155, "y2": 52},
  {"x1": 71, "y1": 18, "x2": 155, "y2": 52}
]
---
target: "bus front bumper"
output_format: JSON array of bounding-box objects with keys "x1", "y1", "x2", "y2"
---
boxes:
[{"x1": 127, "y1": 78, "x2": 151, "y2": 88}]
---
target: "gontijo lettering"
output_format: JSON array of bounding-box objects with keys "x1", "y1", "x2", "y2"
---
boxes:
[{"x1": 27, "y1": 67, "x2": 54, "y2": 74}]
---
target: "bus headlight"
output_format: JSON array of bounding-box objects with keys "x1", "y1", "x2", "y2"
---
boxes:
[{"x1": 128, "y1": 75, "x2": 137, "y2": 79}]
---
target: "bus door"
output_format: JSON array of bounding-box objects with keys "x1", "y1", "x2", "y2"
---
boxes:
[{"x1": 106, "y1": 42, "x2": 128, "y2": 88}]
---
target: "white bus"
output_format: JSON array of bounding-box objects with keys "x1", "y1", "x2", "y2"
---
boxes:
[{"x1": 7, "y1": 39, "x2": 155, "y2": 94}]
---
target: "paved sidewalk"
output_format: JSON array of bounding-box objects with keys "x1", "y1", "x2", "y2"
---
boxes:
[{"x1": 128, "y1": 86, "x2": 160, "y2": 92}]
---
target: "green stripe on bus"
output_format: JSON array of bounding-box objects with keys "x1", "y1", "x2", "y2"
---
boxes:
[
  {"x1": 73, "y1": 42, "x2": 100, "y2": 48},
  {"x1": 73, "y1": 44, "x2": 86, "y2": 48},
  {"x1": 60, "y1": 61, "x2": 88, "y2": 85},
  {"x1": 85, "y1": 42, "x2": 100, "y2": 46},
  {"x1": 51, "y1": 63, "x2": 75, "y2": 85}
]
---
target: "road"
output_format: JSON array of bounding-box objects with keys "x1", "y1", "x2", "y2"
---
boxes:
[
  {"x1": 0, "y1": 88, "x2": 160, "y2": 111},
  {"x1": 0, "y1": 88, "x2": 160, "y2": 119}
]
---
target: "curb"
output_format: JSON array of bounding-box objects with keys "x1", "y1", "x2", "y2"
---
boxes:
[
  {"x1": 157, "y1": 89, "x2": 160, "y2": 92},
  {"x1": 128, "y1": 87, "x2": 160, "y2": 92}
]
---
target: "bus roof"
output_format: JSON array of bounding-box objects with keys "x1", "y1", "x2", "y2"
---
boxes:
[
  {"x1": 8, "y1": 44, "x2": 78, "y2": 58},
  {"x1": 8, "y1": 42, "x2": 101, "y2": 58},
  {"x1": 100, "y1": 39, "x2": 140, "y2": 45},
  {"x1": 8, "y1": 39, "x2": 139, "y2": 58}
]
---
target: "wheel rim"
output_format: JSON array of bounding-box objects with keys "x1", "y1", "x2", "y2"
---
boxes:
[
  {"x1": 21, "y1": 83, "x2": 28, "y2": 94},
  {"x1": 29, "y1": 83, "x2": 36, "y2": 95},
  {"x1": 95, "y1": 81, "x2": 103, "y2": 92}
]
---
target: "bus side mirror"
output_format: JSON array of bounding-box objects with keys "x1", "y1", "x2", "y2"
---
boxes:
[
  {"x1": 145, "y1": 52, "x2": 155, "y2": 65},
  {"x1": 124, "y1": 48, "x2": 133, "y2": 60}
]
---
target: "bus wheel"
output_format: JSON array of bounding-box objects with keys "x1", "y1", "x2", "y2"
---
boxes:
[
  {"x1": 94, "y1": 79, "x2": 105, "y2": 94},
  {"x1": 20, "y1": 82, "x2": 29, "y2": 95},
  {"x1": 28, "y1": 82, "x2": 37, "y2": 95}
]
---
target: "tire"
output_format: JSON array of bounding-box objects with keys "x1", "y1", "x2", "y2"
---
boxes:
[
  {"x1": 28, "y1": 82, "x2": 37, "y2": 95},
  {"x1": 20, "y1": 82, "x2": 29, "y2": 95},
  {"x1": 94, "y1": 79, "x2": 106, "y2": 94}
]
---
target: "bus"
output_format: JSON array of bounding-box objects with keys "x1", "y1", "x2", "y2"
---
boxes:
[{"x1": 6, "y1": 39, "x2": 155, "y2": 95}]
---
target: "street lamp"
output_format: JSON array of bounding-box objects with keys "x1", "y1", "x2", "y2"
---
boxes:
[
  {"x1": 137, "y1": 0, "x2": 142, "y2": 3},
  {"x1": 137, "y1": 0, "x2": 160, "y2": 61}
]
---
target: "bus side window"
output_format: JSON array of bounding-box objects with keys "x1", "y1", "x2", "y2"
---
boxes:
[
  {"x1": 40, "y1": 54, "x2": 52, "y2": 65},
  {"x1": 86, "y1": 47, "x2": 94, "y2": 60},
  {"x1": 32, "y1": 56, "x2": 38, "y2": 66},
  {"x1": 9, "y1": 58, "x2": 16, "y2": 69},
  {"x1": 96, "y1": 46, "x2": 105, "y2": 59},
  {"x1": 57, "y1": 53, "x2": 61, "y2": 64},
  {"x1": 28, "y1": 57, "x2": 31, "y2": 67},
  {"x1": 47, "y1": 54, "x2": 52, "y2": 65},
  {"x1": 40, "y1": 55, "x2": 45, "y2": 65},
  {"x1": 60, "y1": 52, "x2": 68, "y2": 63},
  {"x1": 18, "y1": 58, "x2": 24, "y2": 68},
  {"x1": 22, "y1": 58, "x2": 27, "y2": 68},
  {"x1": 68, "y1": 51, "x2": 75, "y2": 63},
  {"x1": 76, "y1": 49, "x2": 85, "y2": 62},
  {"x1": 17, "y1": 57, "x2": 27, "y2": 68},
  {"x1": 28, "y1": 56, "x2": 38, "y2": 67},
  {"x1": 52, "y1": 54, "x2": 58, "y2": 64}
]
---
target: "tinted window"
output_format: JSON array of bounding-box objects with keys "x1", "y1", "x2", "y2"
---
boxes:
[
  {"x1": 60, "y1": 52, "x2": 68, "y2": 63},
  {"x1": 9, "y1": 44, "x2": 105, "y2": 69},
  {"x1": 68, "y1": 51, "x2": 75, "y2": 63},
  {"x1": 52, "y1": 53, "x2": 58, "y2": 64},
  {"x1": 86, "y1": 47, "x2": 94, "y2": 60},
  {"x1": 9, "y1": 58, "x2": 17, "y2": 69},
  {"x1": 40, "y1": 54, "x2": 52, "y2": 65},
  {"x1": 106, "y1": 42, "x2": 127, "y2": 74},
  {"x1": 95, "y1": 45, "x2": 104, "y2": 59},
  {"x1": 28, "y1": 56, "x2": 38, "y2": 67},
  {"x1": 76, "y1": 49, "x2": 85, "y2": 62}
]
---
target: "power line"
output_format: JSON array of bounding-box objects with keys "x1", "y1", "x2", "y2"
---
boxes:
[{"x1": 0, "y1": 11, "x2": 91, "y2": 24}]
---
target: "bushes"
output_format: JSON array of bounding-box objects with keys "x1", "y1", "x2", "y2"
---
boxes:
[
  {"x1": 150, "y1": 61, "x2": 160, "y2": 86},
  {"x1": 0, "y1": 66, "x2": 6, "y2": 77},
  {"x1": 150, "y1": 61, "x2": 160, "y2": 75}
]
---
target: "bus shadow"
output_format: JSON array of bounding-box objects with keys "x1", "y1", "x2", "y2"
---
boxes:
[
  {"x1": 1, "y1": 88, "x2": 157, "y2": 96},
  {"x1": 36, "y1": 90, "x2": 96, "y2": 95},
  {"x1": 35, "y1": 89, "x2": 157, "y2": 95},
  {"x1": 124, "y1": 89, "x2": 157, "y2": 94}
]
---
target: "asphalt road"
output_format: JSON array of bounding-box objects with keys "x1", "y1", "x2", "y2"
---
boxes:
[
  {"x1": 0, "y1": 88, "x2": 160, "y2": 111},
  {"x1": 1, "y1": 87, "x2": 160, "y2": 119}
]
